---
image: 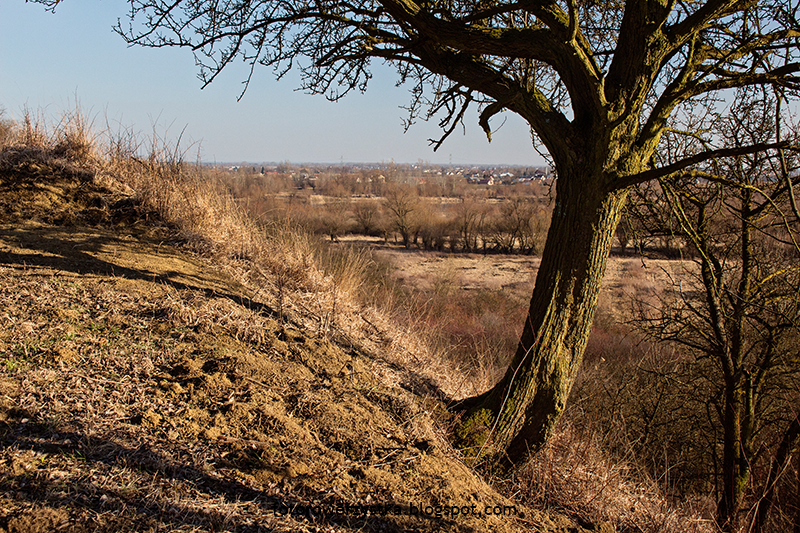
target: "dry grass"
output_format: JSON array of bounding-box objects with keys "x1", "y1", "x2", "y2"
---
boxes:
[
  {"x1": 36, "y1": 111, "x2": 472, "y2": 404},
  {"x1": 0, "y1": 108, "x2": 14, "y2": 146},
  {"x1": 510, "y1": 419, "x2": 714, "y2": 533},
  {"x1": 0, "y1": 107, "x2": 98, "y2": 165},
  {"x1": 0, "y1": 104, "x2": 717, "y2": 532}
]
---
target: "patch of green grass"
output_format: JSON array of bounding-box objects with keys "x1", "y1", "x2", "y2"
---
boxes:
[
  {"x1": 3, "y1": 357, "x2": 28, "y2": 373},
  {"x1": 9, "y1": 339, "x2": 53, "y2": 361}
]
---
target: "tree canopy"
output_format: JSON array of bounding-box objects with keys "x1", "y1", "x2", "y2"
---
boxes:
[{"x1": 89, "y1": 0, "x2": 800, "y2": 174}]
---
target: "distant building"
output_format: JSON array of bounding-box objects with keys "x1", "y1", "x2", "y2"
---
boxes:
[{"x1": 467, "y1": 172, "x2": 496, "y2": 185}]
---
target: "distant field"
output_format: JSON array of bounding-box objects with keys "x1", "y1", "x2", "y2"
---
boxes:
[{"x1": 341, "y1": 235, "x2": 687, "y2": 322}]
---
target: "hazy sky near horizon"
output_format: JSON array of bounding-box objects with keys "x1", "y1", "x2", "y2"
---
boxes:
[{"x1": 1, "y1": 1, "x2": 546, "y2": 166}]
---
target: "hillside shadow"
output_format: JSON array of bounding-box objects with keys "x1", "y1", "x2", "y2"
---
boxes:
[
  {"x1": 0, "y1": 407, "x2": 481, "y2": 533},
  {"x1": 0, "y1": 224, "x2": 277, "y2": 321}
]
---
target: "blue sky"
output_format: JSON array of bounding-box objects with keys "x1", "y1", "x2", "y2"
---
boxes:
[{"x1": 0, "y1": 1, "x2": 545, "y2": 165}]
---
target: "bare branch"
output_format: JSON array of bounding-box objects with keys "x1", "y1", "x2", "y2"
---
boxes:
[{"x1": 615, "y1": 142, "x2": 795, "y2": 190}]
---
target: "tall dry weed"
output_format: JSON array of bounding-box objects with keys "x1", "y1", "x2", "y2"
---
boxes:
[
  {"x1": 0, "y1": 108, "x2": 14, "y2": 148},
  {"x1": 52, "y1": 107, "x2": 98, "y2": 164},
  {"x1": 512, "y1": 420, "x2": 713, "y2": 533},
  {"x1": 106, "y1": 133, "x2": 264, "y2": 258},
  {"x1": 21, "y1": 109, "x2": 49, "y2": 150},
  {"x1": 0, "y1": 106, "x2": 99, "y2": 172}
]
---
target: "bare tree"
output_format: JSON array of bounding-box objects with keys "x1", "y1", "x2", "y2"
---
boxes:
[
  {"x1": 487, "y1": 196, "x2": 536, "y2": 253},
  {"x1": 633, "y1": 90, "x2": 800, "y2": 531},
  {"x1": 353, "y1": 200, "x2": 381, "y2": 235},
  {"x1": 384, "y1": 183, "x2": 419, "y2": 247},
  {"x1": 40, "y1": 0, "x2": 800, "y2": 467},
  {"x1": 454, "y1": 197, "x2": 486, "y2": 252},
  {"x1": 520, "y1": 206, "x2": 549, "y2": 256},
  {"x1": 320, "y1": 199, "x2": 352, "y2": 242}
]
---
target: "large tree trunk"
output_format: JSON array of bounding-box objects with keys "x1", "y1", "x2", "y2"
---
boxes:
[{"x1": 453, "y1": 168, "x2": 629, "y2": 469}]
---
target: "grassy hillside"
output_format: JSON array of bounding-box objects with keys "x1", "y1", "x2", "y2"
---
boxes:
[
  {"x1": 0, "y1": 110, "x2": 709, "y2": 532},
  {"x1": 0, "y1": 116, "x2": 580, "y2": 533}
]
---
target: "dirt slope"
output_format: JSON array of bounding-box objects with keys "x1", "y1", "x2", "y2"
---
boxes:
[{"x1": 0, "y1": 151, "x2": 599, "y2": 532}]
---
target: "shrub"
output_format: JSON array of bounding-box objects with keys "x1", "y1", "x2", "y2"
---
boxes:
[{"x1": 0, "y1": 108, "x2": 14, "y2": 147}]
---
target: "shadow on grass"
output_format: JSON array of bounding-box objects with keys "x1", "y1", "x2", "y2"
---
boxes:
[
  {"x1": 0, "y1": 225, "x2": 278, "y2": 323},
  {"x1": 0, "y1": 407, "x2": 485, "y2": 533}
]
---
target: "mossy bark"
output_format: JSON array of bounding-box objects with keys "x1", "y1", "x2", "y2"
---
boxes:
[{"x1": 453, "y1": 166, "x2": 629, "y2": 469}]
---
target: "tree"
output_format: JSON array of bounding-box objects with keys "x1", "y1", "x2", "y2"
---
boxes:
[
  {"x1": 384, "y1": 183, "x2": 420, "y2": 247},
  {"x1": 632, "y1": 90, "x2": 800, "y2": 531},
  {"x1": 486, "y1": 196, "x2": 540, "y2": 254},
  {"x1": 40, "y1": 0, "x2": 800, "y2": 467},
  {"x1": 319, "y1": 199, "x2": 352, "y2": 241},
  {"x1": 454, "y1": 197, "x2": 487, "y2": 252},
  {"x1": 353, "y1": 200, "x2": 382, "y2": 235}
]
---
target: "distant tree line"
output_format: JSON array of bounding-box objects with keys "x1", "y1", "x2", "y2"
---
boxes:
[{"x1": 226, "y1": 172, "x2": 553, "y2": 255}]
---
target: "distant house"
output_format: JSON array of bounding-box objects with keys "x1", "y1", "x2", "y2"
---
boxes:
[{"x1": 467, "y1": 173, "x2": 496, "y2": 185}]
